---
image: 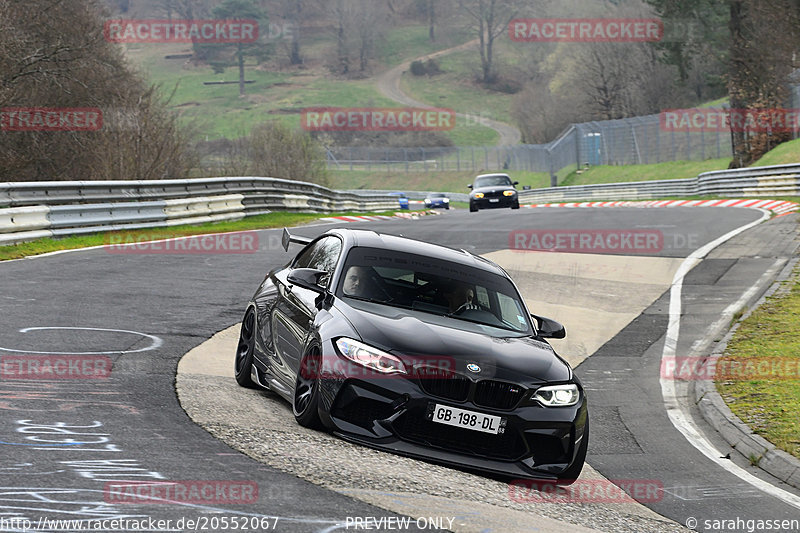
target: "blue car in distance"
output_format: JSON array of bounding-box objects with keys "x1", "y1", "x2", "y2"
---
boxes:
[
  {"x1": 388, "y1": 192, "x2": 410, "y2": 209},
  {"x1": 424, "y1": 193, "x2": 450, "y2": 210}
]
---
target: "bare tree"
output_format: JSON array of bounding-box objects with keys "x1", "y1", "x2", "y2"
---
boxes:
[
  {"x1": 328, "y1": 0, "x2": 386, "y2": 75},
  {"x1": 458, "y1": 0, "x2": 521, "y2": 83},
  {"x1": 0, "y1": 0, "x2": 196, "y2": 181}
]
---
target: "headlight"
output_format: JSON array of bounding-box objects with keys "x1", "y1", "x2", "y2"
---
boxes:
[
  {"x1": 443, "y1": 198, "x2": 450, "y2": 203},
  {"x1": 532, "y1": 384, "x2": 580, "y2": 407},
  {"x1": 335, "y1": 338, "x2": 407, "y2": 374},
  {"x1": 503, "y1": 190, "x2": 516, "y2": 197},
  {"x1": 474, "y1": 193, "x2": 485, "y2": 199}
]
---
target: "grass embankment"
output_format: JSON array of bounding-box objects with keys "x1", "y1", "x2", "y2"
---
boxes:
[
  {"x1": 716, "y1": 264, "x2": 800, "y2": 461},
  {"x1": 0, "y1": 210, "x2": 396, "y2": 262},
  {"x1": 329, "y1": 138, "x2": 800, "y2": 192},
  {"x1": 400, "y1": 49, "x2": 514, "y2": 124},
  {"x1": 559, "y1": 159, "x2": 732, "y2": 186},
  {"x1": 125, "y1": 25, "x2": 496, "y2": 143},
  {"x1": 328, "y1": 170, "x2": 553, "y2": 193}
]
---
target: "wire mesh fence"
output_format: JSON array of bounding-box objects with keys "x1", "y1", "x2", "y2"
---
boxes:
[{"x1": 325, "y1": 86, "x2": 800, "y2": 176}]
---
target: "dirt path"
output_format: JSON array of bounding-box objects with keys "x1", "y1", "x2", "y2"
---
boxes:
[{"x1": 375, "y1": 40, "x2": 522, "y2": 146}]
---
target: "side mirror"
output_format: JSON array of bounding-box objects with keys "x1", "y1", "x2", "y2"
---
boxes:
[
  {"x1": 288, "y1": 268, "x2": 328, "y2": 294},
  {"x1": 467, "y1": 184, "x2": 473, "y2": 189},
  {"x1": 512, "y1": 181, "x2": 520, "y2": 186},
  {"x1": 532, "y1": 314, "x2": 566, "y2": 339}
]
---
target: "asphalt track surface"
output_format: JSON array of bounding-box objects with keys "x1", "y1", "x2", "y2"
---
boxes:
[{"x1": 0, "y1": 206, "x2": 799, "y2": 532}]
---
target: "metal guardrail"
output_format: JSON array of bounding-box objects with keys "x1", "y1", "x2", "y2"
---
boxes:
[
  {"x1": 517, "y1": 164, "x2": 800, "y2": 203},
  {"x1": 0, "y1": 178, "x2": 399, "y2": 245}
]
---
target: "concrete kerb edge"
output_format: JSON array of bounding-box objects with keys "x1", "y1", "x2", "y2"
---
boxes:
[{"x1": 693, "y1": 254, "x2": 800, "y2": 488}]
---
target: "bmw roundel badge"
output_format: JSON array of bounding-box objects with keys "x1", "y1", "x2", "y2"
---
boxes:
[{"x1": 467, "y1": 363, "x2": 481, "y2": 373}]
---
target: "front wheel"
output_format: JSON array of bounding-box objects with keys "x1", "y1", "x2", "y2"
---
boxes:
[
  {"x1": 293, "y1": 350, "x2": 323, "y2": 429},
  {"x1": 469, "y1": 203, "x2": 478, "y2": 213},
  {"x1": 234, "y1": 308, "x2": 257, "y2": 388},
  {"x1": 511, "y1": 201, "x2": 520, "y2": 210}
]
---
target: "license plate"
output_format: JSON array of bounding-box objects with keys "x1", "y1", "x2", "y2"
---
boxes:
[
  {"x1": 428, "y1": 404, "x2": 505, "y2": 434},
  {"x1": 489, "y1": 198, "x2": 500, "y2": 203}
]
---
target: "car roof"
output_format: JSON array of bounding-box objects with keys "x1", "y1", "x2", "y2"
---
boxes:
[
  {"x1": 475, "y1": 173, "x2": 511, "y2": 180},
  {"x1": 326, "y1": 228, "x2": 506, "y2": 276}
]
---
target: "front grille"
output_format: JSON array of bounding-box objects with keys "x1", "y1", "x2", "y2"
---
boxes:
[
  {"x1": 393, "y1": 408, "x2": 527, "y2": 461},
  {"x1": 474, "y1": 380, "x2": 526, "y2": 410},
  {"x1": 416, "y1": 366, "x2": 470, "y2": 402}
]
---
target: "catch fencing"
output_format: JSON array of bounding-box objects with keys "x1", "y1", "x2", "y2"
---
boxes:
[{"x1": 325, "y1": 85, "x2": 800, "y2": 176}]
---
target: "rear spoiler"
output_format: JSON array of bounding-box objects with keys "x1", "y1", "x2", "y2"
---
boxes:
[{"x1": 282, "y1": 228, "x2": 313, "y2": 251}]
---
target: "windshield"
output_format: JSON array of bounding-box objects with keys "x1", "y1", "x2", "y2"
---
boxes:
[
  {"x1": 474, "y1": 176, "x2": 512, "y2": 188},
  {"x1": 428, "y1": 193, "x2": 446, "y2": 198},
  {"x1": 337, "y1": 247, "x2": 532, "y2": 334}
]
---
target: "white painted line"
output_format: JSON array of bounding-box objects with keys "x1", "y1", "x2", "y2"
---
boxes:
[
  {"x1": 0, "y1": 327, "x2": 163, "y2": 355},
  {"x1": 659, "y1": 208, "x2": 800, "y2": 511}
]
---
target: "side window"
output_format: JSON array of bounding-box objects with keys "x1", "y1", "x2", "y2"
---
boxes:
[
  {"x1": 292, "y1": 242, "x2": 318, "y2": 269},
  {"x1": 497, "y1": 293, "x2": 527, "y2": 331},
  {"x1": 306, "y1": 237, "x2": 342, "y2": 287},
  {"x1": 475, "y1": 286, "x2": 491, "y2": 308}
]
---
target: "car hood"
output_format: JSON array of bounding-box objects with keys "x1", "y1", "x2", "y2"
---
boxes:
[
  {"x1": 471, "y1": 185, "x2": 516, "y2": 195},
  {"x1": 335, "y1": 300, "x2": 571, "y2": 385}
]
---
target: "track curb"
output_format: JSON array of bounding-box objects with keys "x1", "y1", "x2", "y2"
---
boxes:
[
  {"x1": 523, "y1": 198, "x2": 799, "y2": 216},
  {"x1": 693, "y1": 255, "x2": 800, "y2": 490}
]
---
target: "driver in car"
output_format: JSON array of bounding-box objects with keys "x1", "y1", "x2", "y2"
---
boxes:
[
  {"x1": 342, "y1": 266, "x2": 372, "y2": 298},
  {"x1": 444, "y1": 282, "x2": 480, "y2": 314}
]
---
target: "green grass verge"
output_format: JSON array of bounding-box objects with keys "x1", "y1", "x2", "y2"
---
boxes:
[
  {"x1": 559, "y1": 159, "x2": 732, "y2": 187},
  {"x1": 716, "y1": 263, "x2": 800, "y2": 460},
  {"x1": 0, "y1": 211, "x2": 397, "y2": 262},
  {"x1": 376, "y1": 25, "x2": 472, "y2": 68},
  {"x1": 753, "y1": 138, "x2": 800, "y2": 167}
]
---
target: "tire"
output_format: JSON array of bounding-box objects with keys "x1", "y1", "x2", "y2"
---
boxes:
[
  {"x1": 511, "y1": 201, "x2": 520, "y2": 210},
  {"x1": 234, "y1": 308, "x2": 258, "y2": 388},
  {"x1": 558, "y1": 418, "x2": 588, "y2": 484},
  {"x1": 469, "y1": 203, "x2": 478, "y2": 213},
  {"x1": 293, "y1": 349, "x2": 323, "y2": 429}
]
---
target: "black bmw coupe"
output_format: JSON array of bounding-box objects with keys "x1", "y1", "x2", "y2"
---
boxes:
[{"x1": 235, "y1": 228, "x2": 588, "y2": 481}]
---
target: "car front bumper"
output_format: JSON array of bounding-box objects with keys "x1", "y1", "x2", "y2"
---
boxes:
[
  {"x1": 471, "y1": 196, "x2": 518, "y2": 209},
  {"x1": 316, "y1": 353, "x2": 587, "y2": 479}
]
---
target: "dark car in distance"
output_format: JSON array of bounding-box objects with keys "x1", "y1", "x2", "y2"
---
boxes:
[
  {"x1": 424, "y1": 192, "x2": 450, "y2": 210},
  {"x1": 469, "y1": 173, "x2": 520, "y2": 212},
  {"x1": 235, "y1": 228, "x2": 588, "y2": 482}
]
